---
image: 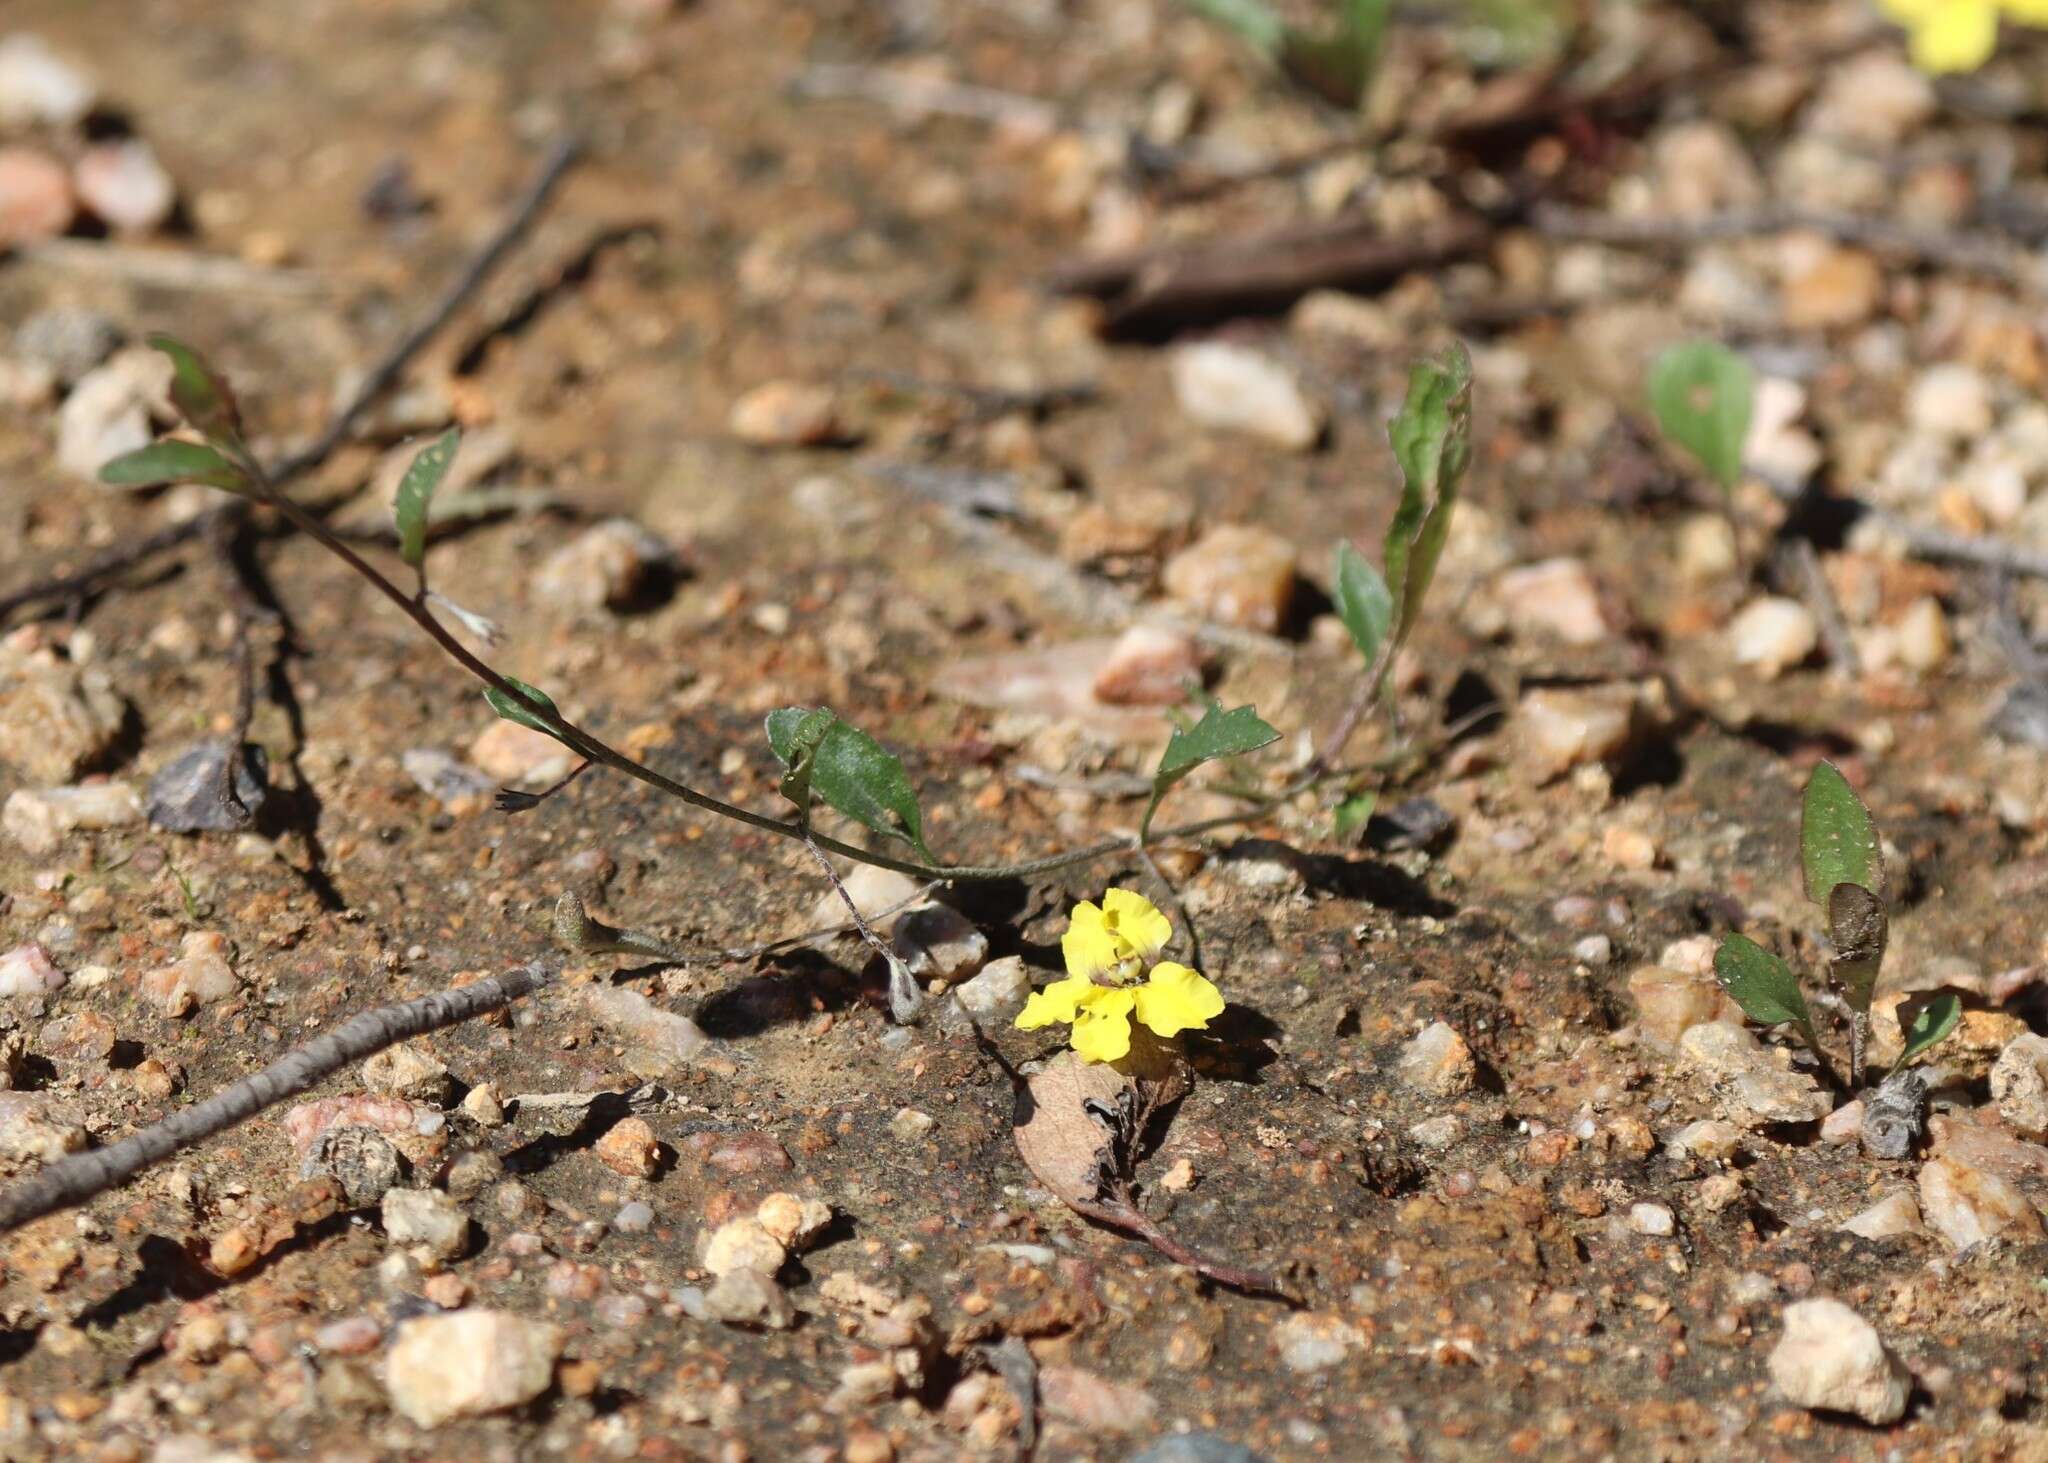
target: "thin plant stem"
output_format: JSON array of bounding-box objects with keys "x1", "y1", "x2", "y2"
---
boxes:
[{"x1": 802, "y1": 833, "x2": 922, "y2": 1022}]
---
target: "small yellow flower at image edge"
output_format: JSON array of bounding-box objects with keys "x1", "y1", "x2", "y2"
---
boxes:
[
  {"x1": 1879, "y1": 0, "x2": 2048, "y2": 73},
  {"x1": 1015, "y1": 888, "x2": 1226, "y2": 1063}
]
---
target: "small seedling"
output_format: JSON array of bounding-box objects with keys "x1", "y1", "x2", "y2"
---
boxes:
[
  {"x1": 1183, "y1": 0, "x2": 1392, "y2": 107},
  {"x1": 1648, "y1": 339, "x2": 1754, "y2": 497},
  {"x1": 1713, "y1": 761, "x2": 1958, "y2": 1091}
]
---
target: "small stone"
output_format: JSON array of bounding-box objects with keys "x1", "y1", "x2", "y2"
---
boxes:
[
  {"x1": 1767, "y1": 1298, "x2": 1910, "y2": 1424},
  {"x1": 1893, "y1": 596, "x2": 1950, "y2": 674},
  {"x1": 380, "y1": 1188, "x2": 469, "y2": 1261},
  {"x1": 1040, "y1": 1365, "x2": 1160, "y2": 1432},
  {"x1": 1162, "y1": 524, "x2": 1299, "y2": 632},
  {"x1": 0, "y1": 35, "x2": 96, "y2": 129},
  {"x1": 583, "y1": 986, "x2": 709, "y2": 1077},
  {"x1": 1272, "y1": 1312, "x2": 1363, "y2": 1373},
  {"x1": 304, "y1": 1125, "x2": 407, "y2": 1207},
  {"x1": 1727, "y1": 596, "x2": 1818, "y2": 679},
  {"x1": 595, "y1": 1116, "x2": 661, "y2": 1178},
  {"x1": 1819, "y1": 1101, "x2": 1865, "y2": 1145},
  {"x1": 1744, "y1": 376, "x2": 1825, "y2": 483},
  {"x1": 755, "y1": 1192, "x2": 832, "y2": 1251},
  {"x1": 1494, "y1": 558, "x2": 1609, "y2": 646},
  {"x1": 314, "y1": 1315, "x2": 384, "y2": 1356},
  {"x1": 889, "y1": 903, "x2": 987, "y2": 987},
  {"x1": 1652, "y1": 120, "x2": 1763, "y2": 218},
  {"x1": 613, "y1": 1201, "x2": 655, "y2": 1234},
  {"x1": 1919, "y1": 1153, "x2": 2045, "y2": 1250},
  {"x1": 1170, "y1": 341, "x2": 1324, "y2": 450},
  {"x1": 73, "y1": 140, "x2": 175, "y2": 235},
  {"x1": 1407, "y1": 1114, "x2": 1463, "y2": 1150},
  {"x1": 4, "y1": 781, "x2": 141, "y2": 855},
  {"x1": 1781, "y1": 246, "x2": 1883, "y2": 331},
  {"x1": 705, "y1": 1267, "x2": 795, "y2": 1328},
  {"x1": 284, "y1": 1095, "x2": 439, "y2": 1161},
  {"x1": 1629, "y1": 1202, "x2": 1675, "y2": 1236},
  {"x1": 1602, "y1": 825, "x2": 1658, "y2": 871},
  {"x1": 890, "y1": 1107, "x2": 936, "y2": 1140},
  {"x1": 1628, "y1": 965, "x2": 1737, "y2": 1051},
  {"x1": 0, "y1": 641, "x2": 128, "y2": 783},
  {"x1": 729, "y1": 381, "x2": 839, "y2": 446},
  {"x1": 401, "y1": 748, "x2": 496, "y2": 805},
  {"x1": 952, "y1": 955, "x2": 1032, "y2": 1024},
  {"x1": 1572, "y1": 934, "x2": 1612, "y2": 966},
  {"x1": 57, "y1": 345, "x2": 171, "y2": 481},
  {"x1": 1908, "y1": 363, "x2": 1994, "y2": 440},
  {"x1": 1129, "y1": 1434, "x2": 1268, "y2": 1463},
  {"x1": 0, "y1": 1093, "x2": 85, "y2": 1164},
  {"x1": 1838, "y1": 1191, "x2": 1925, "y2": 1241},
  {"x1": 361, "y1": 1043, "x2": 451, "y2": 1104},
  {"x1": 140, "y1": 931, "x2": 239, "y2": 1016},
  {"x1": 1992, "y1": 1033, "x2": 2048, "y2": 1139},
  {"x1": 13, "y1": 307, "x2": 120, "y2": 386},
  {"x1": 1515, "y1": 686, "x2": 1637, "y2": 782},
  {"x1": 468, "y1": 720, "x2": 573, "y2": 784},
  {"x1": 1057, "y1": 486, "x2": 1192, "y2": 569},
  {"x1": 384, "y1": 1310, "x2": 562, "y2": 1427},
  {"x1": 1675, "y1": 513, "x2": 1739, "y2": 585},
  {"x1": 460, "y1": 1083, "x2": 504, "y2": 1127},
  {"x1": 0, "y1": 943, "x2": 62, "y2": 997},
  {"x1": 702, "y1": 1216, "x2": 786, "y2": 1277},
  {"x1": 145, "y1": 742, "x2": 268, "y2": 833},
  {"x1": 1396, "y1": 1021, "x2": 1475, "y2": 1097},
  {"x1": 1665, "y1": 1120, "x2": 1740, "y2": 1161},
  {"x1": 1677, "y1": 1022, "x2": 1831, "y2": 1127},
  {"x1": 0, "y1": 145, "x2": 72, "y2": 247},
  {"x1": 534, "y1": 518, "x2": 678, "y2": 613},
  {"x1": 1091, "y1": 624, "x2": 1205, "y2": 706},
  {"x1": 1805, "y1": 50, "x2": 1934, "y2": 146},
  {"x1": 804, "y1": 865, "x2": 920, "y2": 935}
]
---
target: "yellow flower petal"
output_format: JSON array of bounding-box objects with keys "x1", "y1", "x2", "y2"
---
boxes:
[
  {"x1": 1070, "y1": 988, "x2": 1136, "y2": 1063},
  {"x1": 1101, "y1": 887, "x2": 1173, "y2": 965},
  {"x1": 2003, "y1": 0, "x2": 2048, "y2": 26},
  {"x1": 1016, "y1": 974, "x2": 1092, "y2": 1030},
  {"x1": 1907, "y1": 0, "x2": 1998, "y2": 70},
  {"x1": 1134, "y1": 961, "x2": 1225, "y2": 1038},
  {"x1": 1061, "y1": 901, "x2": 1125, "y2": 981}
]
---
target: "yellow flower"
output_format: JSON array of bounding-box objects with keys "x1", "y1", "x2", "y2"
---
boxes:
[
  {"x1": 1877, "y1": 0, "x2": 2048, "y2": 72},
  {"x1": 1019, "y1": 889, "x2": 1226, "y2": 1062}
]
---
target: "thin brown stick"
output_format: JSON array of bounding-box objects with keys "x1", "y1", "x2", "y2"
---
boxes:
[
  {"x1": 1790, "y1": 538, "x2": 1861, "y2": 678},
  {"x1": 803, "y1": 833, "x2": 922, "y2": 1022},
  {"x1": 0, "y1": 964, "x2": 551, "y2": 1232},
  {"x1": 205, "y1": 510, "x2": 265, "y2": 824},
  {"x1": 1875, "y1": 512, "x2": 2048, "y2": 579}
]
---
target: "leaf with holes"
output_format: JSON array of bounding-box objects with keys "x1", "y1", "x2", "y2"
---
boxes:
[
  {"x1": 1382, "y1": 341, "x2": 1473, "y2": 656},
  {"x1": 1802, "y1": 761, "x2": 1883, "y2": 905},
  {"x1": 97, "y1": 441, "x2": 252, "y2": 494},
  {"x1": 1333, "y1": 542, "x2": 1393, "y2": 671},
  {"x1": 1899, "y1": 991, "x2": 1962, "y2": 1065},
  {"x1": 766, "y1": 707, "x2": 934, "y2": 864},
  {"x1": 1647, "y1": 340, "x2": 1753, "y2": 492},
  {"x1": 394, "y1": 428, "x2": 461, "y2": 571},
  {"x1": 1141, "y1": 701, "x2": 1279, "y2": 840},
  {"x1": 484, "y1": 678, "x2": 566, "y2": 741},
  {"x1": 146, "y1": 334, "x2": 244, "y2": 450}
]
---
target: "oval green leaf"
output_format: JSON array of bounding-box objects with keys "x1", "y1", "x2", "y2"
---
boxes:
[
  {"x1": 1647, "y1": 340, "x2": 1753, "y2": 493},
  {"x1": 146, "y1": 333, "x2": 244, "y2": 449},
  {"x1": 395, "y1": 428, "x2": 462, "y2": 570},
  {"x1": 1333, "y1": 541, "x2": 1393, "y2": 670},
  {"x1": 1712, "y1": 933, "x2": 1809, "y2": 1029},
  {"x1": 97, "y1": 440, "x2": 252, "y2": 494},
  {"x1": 484, "y1": 677, "x2": 566, "y2": 740},
  {"x1": 1899, "y1": 991, "x2": 1962, "y2": 1065},
  {"x1": 766, "y1": 707, "x2": 933, "y2": 863},
  {"x1": 1801, "y1": 761, "x2": 1882, "y2": 905}
]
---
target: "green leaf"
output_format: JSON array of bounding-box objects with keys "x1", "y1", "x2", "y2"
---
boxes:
[
  {"x1": 146, "y1": 334, "x2": 244, "y2": 449},
  {"x1": 772, "y1": 707, "x2": 838, "y2": 816},
  {"x1": 484, "y1": 677, "x2": 566, "y2": 740},
  {"x1": 1141, "y1": 700, "x2": 1281, "y2": 840},
  {"x1": 394, "y1": 428, "x2": 461, "y2": 571},
  {"x1": 1899, "y1": 991, "x2": 1962, "y2": 1065},
  {"x1": 1182, "y1": 0, "x2": 1284, "y2": 55},
  {"x1": 1647, "y1": 340, "x2": 1753, "y2": 493},
  {"x1": 1801, "y1": 761, "x2": 1883, "y2": 905},
  {"x1": 1279, "y1": 0, "x2": 1391, "y2": 106},
  {"x1": 1333, "y1": 542, "x2": 1393, "y2": 670},
  {"x1": 1713, "y1": 934, "x2": 1811, "y2": 1031},
  {"x1": 766, "y1": 707, "x2": 934, "y2": 864},
  {"x1": 1382, "y1": 342, "x2": 1473, "y2": 658},
  {"x1": 1333, "y1": 792, "x2": 1378, "y2": 843},
  {"x1": 97, "y1": 440, "x2": 252, "y2": 494}
]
